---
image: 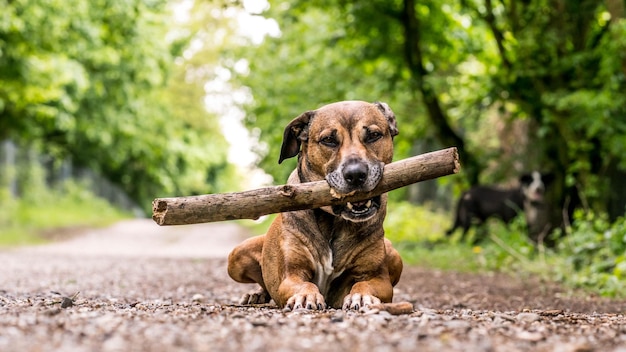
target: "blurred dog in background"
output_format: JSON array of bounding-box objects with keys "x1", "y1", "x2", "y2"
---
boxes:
[{"x1": 446, "y1": 171, "x2": 554, "y2": 243}]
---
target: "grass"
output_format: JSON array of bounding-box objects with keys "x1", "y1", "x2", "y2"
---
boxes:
[
  {"x1": 383, "y1": 201, "x2": 500, "y2": 272},
  {"x1": 0, "y1": 181, "x2": 130, "y2": 247}
]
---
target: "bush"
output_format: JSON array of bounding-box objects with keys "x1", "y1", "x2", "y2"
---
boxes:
[
  {"x1": 384, "y1": 201, "x2": 450, "y2": 242},
  {"x1": 385, "y1": 202, "x2": 626, "y2": 297},
  {"x1": 556, "y1": 211, "x2": 626, "y2": 297},
  {"x1": 384, "y1": 201, "x2": 485, "y2": 271}
]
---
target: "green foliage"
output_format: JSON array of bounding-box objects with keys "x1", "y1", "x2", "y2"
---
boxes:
[
  {"x1": 228, "y1": 1, "x2": 425, "y2": 183},
  {"x1": 0, "y1": 143, "x2": 128, "y2": 246},
  {"x1": 226, "y1": 0, "x2": 626, "y2": 219},
  {"x1": 471, "y1": 1, "x2": 626, "y2": 214},
  {"x1": 384, "y1": 201, "x2": 482, "y2": 271},
  {"x1": 0, "y1": 0, "x2": 238, "y2": 211},
  {"x1": 556, "y1": 211, "x2": 626, "y2": 297},
  {"x1": 384, "y1": 202, "x2": 536, "y2": 272},
  {"x1": 384, "y1": 201, "x2": 450, "y2": 242}
]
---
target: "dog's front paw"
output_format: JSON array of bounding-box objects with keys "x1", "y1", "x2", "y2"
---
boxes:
[
  {"x1": 342, "y1": 293, "x2": 381, "y2": 311},
  {"x1": 284, "y1": 293, "x2": 326, "y2": 311},
  {"x1": 239, "y1": 287, "x2": 271, "y2": 305}
]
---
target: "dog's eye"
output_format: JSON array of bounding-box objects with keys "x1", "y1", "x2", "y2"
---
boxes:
[
  {"x1": 366, "y1": 131, "x2": 383, "y2": 143},
  {"x1": 320, "y1": 136, "x2": 338, "y2": 147}
]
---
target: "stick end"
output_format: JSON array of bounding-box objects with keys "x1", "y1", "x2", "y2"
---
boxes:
[
  {"x1": 152, "y1": 199, "x2": 167, "y2": 226},
  {"x1": 452, "y1": 147, "x2": 461, "y2": 174}
]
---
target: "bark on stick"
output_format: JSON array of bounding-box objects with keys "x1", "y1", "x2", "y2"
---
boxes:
[{"x1": 152, "y1": 147, "x2": 460, "y2": 226}]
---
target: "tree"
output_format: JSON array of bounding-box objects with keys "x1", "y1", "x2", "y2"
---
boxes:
[
  {"x1": 229, "y1": 0, "x2": 626, "y2": 224},
  {"x1": 228, "y1": 2, "x2": 428, "y2": 184},
  {"x1": 0, "y1": 0, "x2": 236, "y2": 210},
  {"x1": 462, "y1": 0, "x2": 626, "y2": 222}
]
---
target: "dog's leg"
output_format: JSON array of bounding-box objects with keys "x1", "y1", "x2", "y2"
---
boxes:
[
  {"x1": 385, "y1": 238, "x2": 403, "y2": 286},
  {"x1": 278, "y1": 278, "x2": 326, "y2": 311},
  {"x1": 342, "y1": 276, "x2": 394, "y2": 310},
  {"x1": 227, "y1": 235, "x2": 271, "y2": 305},
  {"x1": 446, "y1": 199, "x2": 463, "y2": 236},
  {"x1": 445, "y1": 217, "x2": 459, "y2": 236},
  {"x1": 446, "y1": 220, "x2": 460, "y2": 236},
  {"x1": 341, "y1": 239, "x2": 400, "y2": 310},
  {"x1": 462, "y1": 221, "x2": 471, "y2": 238},
  {"x1": 238, "y1": 286, "x2": 271, "y2": 305},
  {"x1": 260, "y1": 215, "x2": 329, "y2": 311}
]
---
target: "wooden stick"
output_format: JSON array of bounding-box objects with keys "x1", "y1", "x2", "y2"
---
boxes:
[
  {"x1": 152, "y1": 147, "x2": 459, "y2": 225},
  {"x1": 366, "y1": 301, "x2": 414, "y2": 315}
]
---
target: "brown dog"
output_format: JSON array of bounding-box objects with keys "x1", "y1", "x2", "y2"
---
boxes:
[{"x1": 227, "y1": 101, "x2": 403, "y2": 310}]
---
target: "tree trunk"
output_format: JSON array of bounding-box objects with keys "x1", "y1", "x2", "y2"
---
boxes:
[{"x1": 400, "y1": 0, "x2": 480, "y2": 185}]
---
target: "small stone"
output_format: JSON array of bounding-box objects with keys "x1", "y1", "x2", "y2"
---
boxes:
[
  {"x1": 541, "y1": 309, "x2": 564, "y2": 316},
  {"x1": 331, "y1": 312, "x2": 344, "y2": 322},
  {"x1": 516, "y1": 312, "x2": 541, "y2": 323},
  {"x1": 362, "y1": 307, "x2": 381, "y2": 315},
  {"x1": 516, "y1": 330, "x2": 544, "y2": 342},
  {"x1": 444, "y1": 320, "x2": 471, "y2": 330},
  {"x1": 44, "y1": 308, "x2": 62, "y2": 316},
  {"x1": 192, "y1": 294, "x2": 204, "y2": 302},
  {"x1": 60, "y1": 297, "x2": 74, "y2": 308},
  {"x1": 250, "y1": 319, "x2": 268, "y2": 327},
  {"x1": 495, "y1": 313, "x2": 516, "y2": 322}
]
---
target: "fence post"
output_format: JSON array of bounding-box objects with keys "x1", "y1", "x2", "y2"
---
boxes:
[{"x1": 0, "y1": 140, "x2": 18, "y2": 197}]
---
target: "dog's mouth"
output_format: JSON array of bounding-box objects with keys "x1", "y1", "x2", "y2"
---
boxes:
[
  {"x1": 527, "y1": 191, "x2": 545, "y2": 205},
  {"x1": 332, "y1": 196, "x2": 381, "y2": 222}
]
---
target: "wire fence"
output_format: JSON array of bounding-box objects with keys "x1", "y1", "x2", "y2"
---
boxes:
[{"x1": 0, "y1": 139, "x2": 143, "y2": 216}]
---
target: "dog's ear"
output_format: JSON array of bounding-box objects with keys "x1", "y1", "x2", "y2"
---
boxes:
[
  {"x1": 541, "y1": 172, "x2": 555, "y2": 186},
  {"x1": 519, "y1": 173, "x2": 533, "y2": 185},
  {"x1": 279, "y1": 111, "x2": 314, "y2": 164},
  {"x1": 374, "y1": 101, "x2": 399, "y2": 138}
]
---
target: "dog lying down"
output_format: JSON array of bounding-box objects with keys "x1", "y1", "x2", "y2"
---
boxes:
[
  {"x1": 446, "y1": 171, "x2": 554, "y2": 241},
  {"x1": 228, "y1": 101, "x2": 403, "y2": 311}
]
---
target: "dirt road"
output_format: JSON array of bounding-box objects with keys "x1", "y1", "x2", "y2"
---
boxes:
[{"x1": 1, "y1": 219, "x2": 626, "y2": 351}]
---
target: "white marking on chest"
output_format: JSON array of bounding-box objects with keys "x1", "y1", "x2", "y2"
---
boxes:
[
  {"x1": 314, "y1": 252, "x2": 344, "y2": 296},
  {"x1": 525, "y1": 205, "x2": 539, "y2": 224}
]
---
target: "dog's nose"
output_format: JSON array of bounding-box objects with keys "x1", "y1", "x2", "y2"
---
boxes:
[{"x1": 342, "y1": 162, "x2": 368, "y2": 186}]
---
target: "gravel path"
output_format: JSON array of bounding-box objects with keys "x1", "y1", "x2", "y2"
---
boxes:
[{"x1": 1, "y1": 219, "x2": 626, "y2": 351}]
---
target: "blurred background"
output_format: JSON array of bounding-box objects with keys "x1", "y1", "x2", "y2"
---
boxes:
[{"x1": 1, "y1": 0, "x2": 626, "y2": 296}]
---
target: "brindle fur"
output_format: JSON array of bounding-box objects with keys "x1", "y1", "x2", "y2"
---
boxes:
[{"x1": 227, "y1": 101, "x2": 403, "y2": 310}]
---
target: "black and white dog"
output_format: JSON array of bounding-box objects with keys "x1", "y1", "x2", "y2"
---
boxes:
[{"x1": 446, "y1": 171, "x2": 554, "y2": 242}]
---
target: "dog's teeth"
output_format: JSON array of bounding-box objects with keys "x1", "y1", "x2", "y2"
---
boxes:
[
  {"x1": 346, "y1": 202, "x2": 353, "y2": 210},
  {"x1": 366, "y1": 200, "x2": 372, "y2": 208}
]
